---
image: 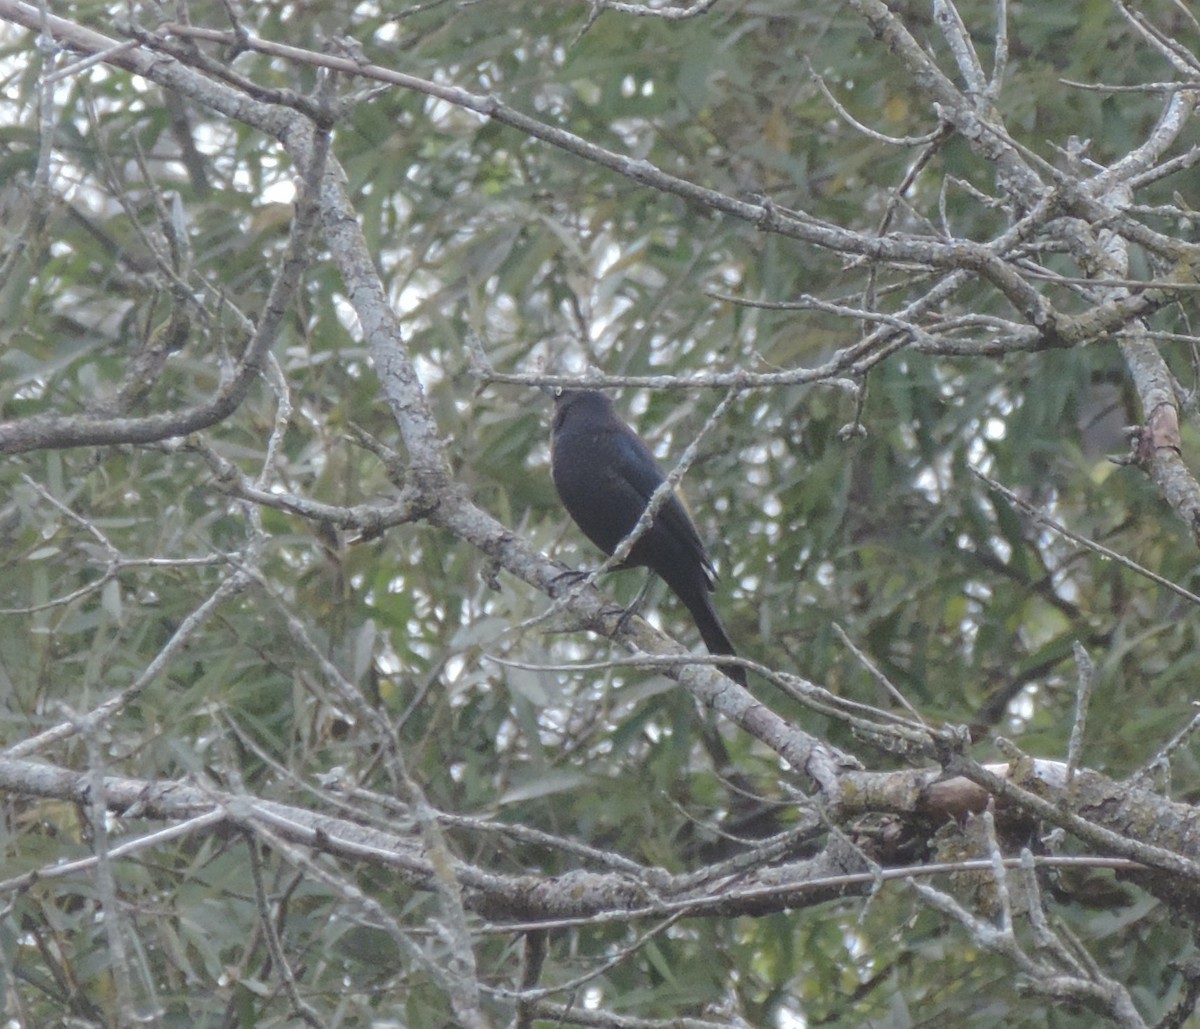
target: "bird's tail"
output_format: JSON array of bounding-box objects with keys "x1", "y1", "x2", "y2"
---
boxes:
[{"x1": 665, "y1": 569, "x2": 746, "y2": 686}]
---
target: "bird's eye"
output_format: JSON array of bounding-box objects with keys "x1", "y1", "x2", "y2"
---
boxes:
[{"x1": 553, "y1": 386, "x2": 564, "y2": 398}]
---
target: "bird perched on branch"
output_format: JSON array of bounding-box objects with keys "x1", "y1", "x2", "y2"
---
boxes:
[{"x1": 549, "y1": 389, "x2": 745, "y2": 685}]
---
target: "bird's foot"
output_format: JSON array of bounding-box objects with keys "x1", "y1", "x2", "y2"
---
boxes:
[
  {"x1": 611, "y1": 604, "x2": 641, "y2": 637},
  {"x1": 549, "y1": 568, "x2": 641, "y2": 635},
  {"x1": 550, "y1": 566, "x2": 591, "y2": 593}
]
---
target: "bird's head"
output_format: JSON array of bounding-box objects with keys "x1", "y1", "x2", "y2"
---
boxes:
[{"x1": 549, "y1": 388, "x2": 613, "y2": 433}]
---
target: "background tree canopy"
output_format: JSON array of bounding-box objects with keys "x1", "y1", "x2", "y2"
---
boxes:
[{"x1": 2, "y1": 0, "x2": 1200, "y2": 1025}]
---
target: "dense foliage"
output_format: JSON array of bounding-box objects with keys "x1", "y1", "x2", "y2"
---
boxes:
[{"x1": 2, "y1": 0, "x2": 1200, "y2": 1025}]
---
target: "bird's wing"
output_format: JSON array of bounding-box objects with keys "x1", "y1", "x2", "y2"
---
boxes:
[{"x1": 605, "y1": 428, "x2": 716, "y2": 578}]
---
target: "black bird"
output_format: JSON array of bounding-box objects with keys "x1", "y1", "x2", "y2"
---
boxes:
[{"x1": 550, "y1": 389, "x2": 745, "y2": 685}]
